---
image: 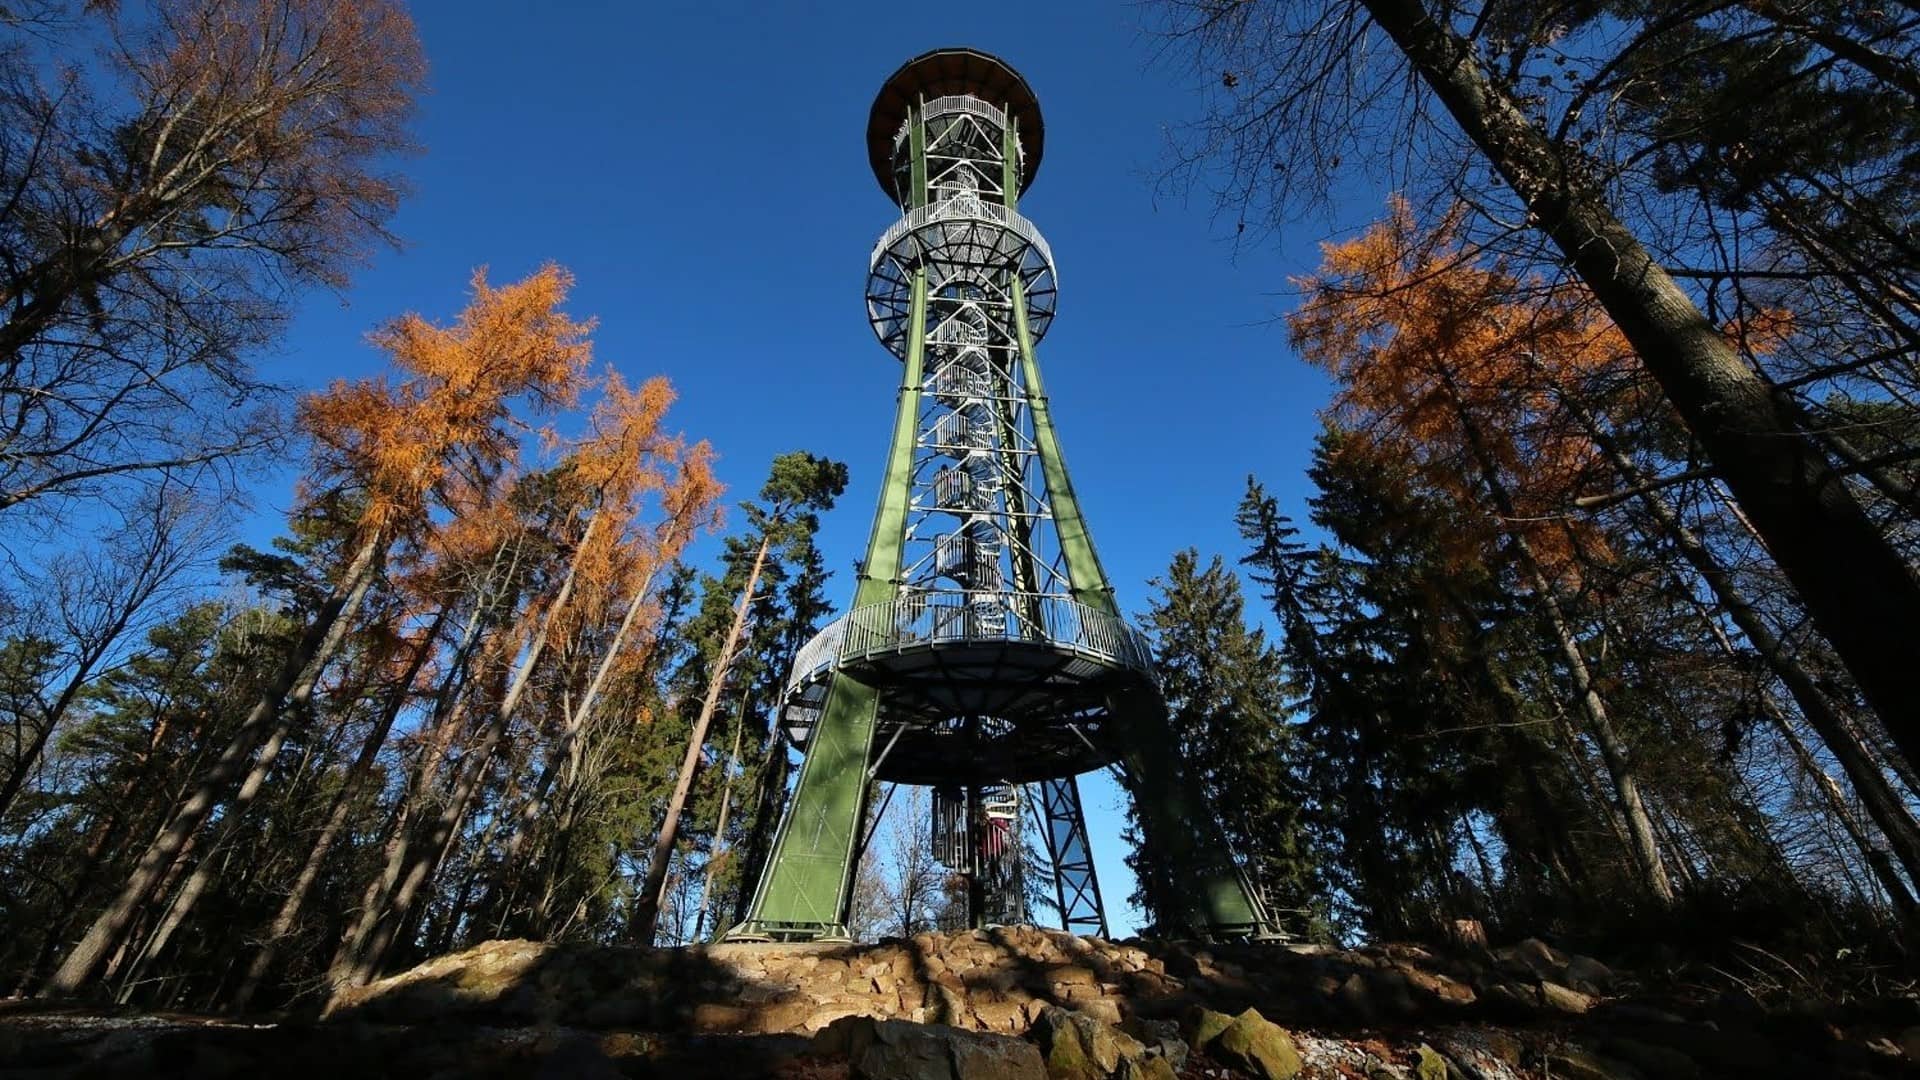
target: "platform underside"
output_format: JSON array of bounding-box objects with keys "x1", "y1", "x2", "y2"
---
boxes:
[{"x1": 784, "y1": 639, "x2": 1146, "y2": 785}]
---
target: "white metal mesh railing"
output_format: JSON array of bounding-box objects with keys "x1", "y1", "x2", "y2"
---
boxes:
[
  {"x1": 784, "y1": 594, "x2": 1153, "y2": 698},
  {"x1": 870, "y1": 200, "x2": 1055, "y2": 279},
  {"x1": 889, "y1": 96, "x2": 1028, "y2": 180},
  {"x1": 922, "y1": 95, "x2": 1010, "y2": 131},
  {"x1": 892, "y1": 96, "x2": 1012, "y2": 147},
  {"x1": 785, "y1": 617, "x2": 847, "y2": 692}
]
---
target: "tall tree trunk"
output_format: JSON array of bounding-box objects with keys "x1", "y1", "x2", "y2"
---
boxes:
[
  {"x1": 1522, "y1": 561, "x2": 1677, "y2": 904},
  {"x1": 631, "y1": 534, "x2": 771, "y2": 944},
  {"x1": 1560, "y1": 389, "x2": 1920, "y2": 889},
  {"x1": 11, "y1": 688, "x2": 184, "y2": 995},
  {"x1": 1772, "y1": 703, "x2": 1919, "y2": 916},
  {"x1": 529, "y1": 765, "x2": 595, "y2": 934},
  {"x1": 325, "y1": 690, "x2": 471, "y2": 985},
  {"x1": 1458, "y1": 602, "x2": 1598, "y2": 879},
  {"x1": 730, "y1": 727, "x2": 793, "y2": 927},
  {"x1": 117, "y1": 624, "x2": 401, "y2": 1001},
  {"x1": 229, "y1": 605, "x2": 453, "y2": 1011},
  {"x1": 482, "y1": 537, "x2": 678, "y2": 923},
  {"x1": 1361, "y1": 0, "x2": 1920, "y2": 771},
  {"x1": 1436, "y1": 372, "x2": 1674, "y2": 903},
  {"x1": 100, "y1": 797, "x2": 210, "y2": 987},
  {"x1": 1656, "y1": 542, "x2": 1918, "y2": 910},
  {"x1": 43, "y1": 528, "x2": 384, "y2": 997},
  {"x1": 1650, "y1": 805, "x2": 1703, "y2": 890},
  {"x1": 327, "y1": 513, "x2": 600, "y2": 992},
  {"x1": 366, "y1": 738, "x2": 500, "y2": 974},
  {"x1": 693, "y1": 695, "x2": 749, "y2": 943},
  {"x1": 322, "y1": 533, "x2": 535, "y2": 989},
  {"x1": 114, "y1": 718, "x2": 303, "y2": 1003}
]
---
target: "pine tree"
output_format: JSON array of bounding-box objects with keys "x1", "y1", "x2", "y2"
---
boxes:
[
  {"x1": 1132, "y1": 549, "x2": 1313, "y2": 925},
  {"x1": 631, "y1": 451, "x2": 847, "y2": 943}
]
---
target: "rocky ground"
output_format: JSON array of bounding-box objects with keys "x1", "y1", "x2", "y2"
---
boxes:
[{"x1": 3, "y1": 928, "x2": 1917, "y2": 1077}]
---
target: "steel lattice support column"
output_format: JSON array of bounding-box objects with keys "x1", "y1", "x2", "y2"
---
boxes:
[
  {"x1": 727, "y1": 47, "x2": 1278, "y2": 944},
  {"x1": 1032, "y1": 777, "x2": 1107, "y2": 938}
]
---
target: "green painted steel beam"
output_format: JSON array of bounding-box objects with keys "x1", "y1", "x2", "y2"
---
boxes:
[
  {"x1": 993, "y1": 118, "x2": 1043, "y2": 615},
  {"x1": 910, "y1": 102, "x2": 928, "y2": 210},
  {"x1": 1002, "y1": 116, "x2": 1019, "y2": 210},
  {"x1": 1006, "y1": 249, "x2": 1269, "y2": 935},
  {"x1": 732, "y1": 270, "x2": 929, "y2": 939},
  {"x1": 855, "y1": 268, "x2": 929, "y2": 607},
  {"x1": 1011, "y1": 268, "x2": 1268, "y2": 936},
  {"x1": 733, "y1": 672, "x2": 883, "y2": 937},
  {"x1": 1011, "y1": 279, "x2": 1117, "y2": 618},
  {"x1": 1109, "y1": 684, "x2": 1269, "y2": 936},
  {"x1": 993, "y1": 389, "x2": 1040, "y2": 605}
]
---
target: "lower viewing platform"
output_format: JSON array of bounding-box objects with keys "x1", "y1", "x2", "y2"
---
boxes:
[{"x1": 779, "y1": 593, "x2": 1157, "y2": 784}]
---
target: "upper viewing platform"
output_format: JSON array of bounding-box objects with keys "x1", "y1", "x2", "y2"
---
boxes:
[{"x1": 866, "y1": 47, "x2": 1045, "y2": 199}]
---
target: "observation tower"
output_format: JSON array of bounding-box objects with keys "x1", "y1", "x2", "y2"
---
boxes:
[{"x1": 728, "y1": 48, "x2": 1275, "y2": 942}]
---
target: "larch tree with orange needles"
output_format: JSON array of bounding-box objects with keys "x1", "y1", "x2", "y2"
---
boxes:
[
  {"x1": 1291, "y1": 199, "x2": 1676, "y2": 904},
  {"x1": 45, "y1": 265, "x2": 594, "y2": 997},
  {"x1": 1297, "y1": 198, "x2": 1920, "y2": 919},
  {"x1": 465, "y1": 380, "x2": 723, "y2": 942},
  {"x1": 325, "y1": 375, "x2": 719, "y2": 990},
  {"x1": 1152, "y1": 0, "x2": 1920, "y2": 778}
]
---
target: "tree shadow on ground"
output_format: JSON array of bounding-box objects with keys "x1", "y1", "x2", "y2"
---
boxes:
[{"x1": 5, "y1": 930, "x2": 1916, "y2": 1078}]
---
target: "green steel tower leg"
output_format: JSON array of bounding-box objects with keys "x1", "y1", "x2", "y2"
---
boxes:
[
  {"x1": 733, "y1": 269, "x2": 930, "y2": 940},
  {"x1": 996, "y1": 118, "x2": 1043, "y2": 622},
  {"x1": 1111, "y1": 687, "x2": 1268, "y2": 935},
  {"x1": 1011, "y1": 280, "x2": 1117, "y2": 617},
  {"x1": 1011, "y1": 279, "x2": 1272, "y2": 938}
]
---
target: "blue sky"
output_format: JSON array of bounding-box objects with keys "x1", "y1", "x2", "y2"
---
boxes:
[{"x1": 269, "y1": 0, "x2": 1360, "y2": 936}]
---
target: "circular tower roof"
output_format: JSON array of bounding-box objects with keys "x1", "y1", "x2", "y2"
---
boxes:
[{"x1": 866, "y1": 47, "x2": 1045, "y2": 198}]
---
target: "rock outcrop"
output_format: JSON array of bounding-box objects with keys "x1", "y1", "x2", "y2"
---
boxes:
[
  {"x1": 5, "y1": 927, "x2": 1917, "y2": 1077},
  {"x1": 321, "y1": 926, "x2": 1610, "y2": 1035}
]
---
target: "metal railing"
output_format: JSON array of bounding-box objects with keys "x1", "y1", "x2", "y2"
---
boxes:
[
  {"x1": 890, "y1": 96, "x2": 1015, "y2": 146},
  {"x1": 784, "y1": 594, "x2": 1153, "y2": 698},
  {"x1": 921, "y1": 95, "x2": 1010, "y2": 131},
  {"x1": 870, "y1": 199, "x2": 1055, "y2": 279},
  {"x1": 785, "y1": 617, "x2": 847, "y2": 694}
]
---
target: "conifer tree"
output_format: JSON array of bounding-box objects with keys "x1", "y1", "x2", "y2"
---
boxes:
[
  {"x1": 1152, "y1": 0, "x2": 1920, "y2": 767},
  {"x1": 1132, "y1": 550, "x2": 1313, "y2": 924},
  {"x1": 631, "y1": 451, "x2": 846, "y2": 943}
]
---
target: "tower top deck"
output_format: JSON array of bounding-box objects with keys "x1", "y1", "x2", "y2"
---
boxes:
[{"x1": 866, "y1": 47, "x2": 1045, "y2": 198}]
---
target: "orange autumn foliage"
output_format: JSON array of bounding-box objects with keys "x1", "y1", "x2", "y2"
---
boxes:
[
  {"x1": 293, "y1": 264, "x2": 721, "y2": 720},
  {"x1": 1723, "y1": 307, "x2": 1797, "y2": 361},
  {"x1": 1290, "y1": 199, "x2": 1637, "y2": 578},
  {"x1": 298, "y1": 264, "x2": 596, "y2": 540},
  {"x1": 550, "y1": 376, "x2": 722, "y2": 655},
  {"x1": 124, "y1": 0, "x2": 425, "y2": 287}
]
